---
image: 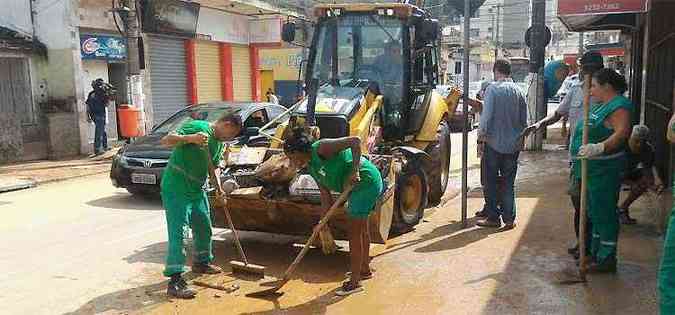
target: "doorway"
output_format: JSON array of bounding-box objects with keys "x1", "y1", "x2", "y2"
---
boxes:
[{"x1": 260, "y1": 70, "x2": 274, "y2": 101}]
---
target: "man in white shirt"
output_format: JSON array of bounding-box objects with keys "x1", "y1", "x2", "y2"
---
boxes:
[{"x1": 266, "y1": 89, "x2": 280, "y2": 104}]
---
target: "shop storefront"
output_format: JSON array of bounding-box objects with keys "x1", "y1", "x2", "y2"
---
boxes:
[
  {"x1": 79, "y1": 33, "x2": 127, "y2": 142},
  {"x1": 258, "y1": 47, "x2": 303, "y2": 106}
]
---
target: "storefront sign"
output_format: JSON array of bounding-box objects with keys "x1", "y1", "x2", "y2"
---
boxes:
[
  {"x1": 141, "y1": 0, "x2": 200, "y2": 38},
  {"x1": 197, "y1": 7, "x2": 249, "y2": 44},
  {"x1": 250, "y1": 18, "x2": 281, "y2": 44},
  {"x1": 259, "y1": 48, "x2": 303, "y2": 80},
  {"x1": 80, "y1": 35, "x2": 127, "y2": 60},
  {"x1": 558, "y1": 0, "x2": 648, "y2": 15}
]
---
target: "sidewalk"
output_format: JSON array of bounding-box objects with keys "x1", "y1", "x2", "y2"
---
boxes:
[{"x1": 0, "y1": 149, "x2": 118, "y2": 193}]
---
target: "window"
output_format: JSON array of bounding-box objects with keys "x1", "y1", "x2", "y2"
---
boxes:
[
  {"x1": 244, "y1": 109, "x2": 268, "y2": 129},
  {"x1": 454, "y1": 61, "x2": 462, "y2": 74},
  {"x1": 470, "y1": 28, "x2": 480, "y2": 37},
  {"x1": 264, "y1": 105, "x2": 288, "y2": 128}
]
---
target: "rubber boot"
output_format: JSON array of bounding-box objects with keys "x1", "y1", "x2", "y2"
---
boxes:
[{"x1": 167, "y1": 273, "x2": 197, "y2": 299}]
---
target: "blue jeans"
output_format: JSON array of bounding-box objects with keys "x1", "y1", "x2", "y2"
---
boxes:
[
  {"x1": 484, "y1": 145, "x2": 519, "y2": 223},
  {"x1": 93, "y1": 115, "x2": 108, "y2": 153}
]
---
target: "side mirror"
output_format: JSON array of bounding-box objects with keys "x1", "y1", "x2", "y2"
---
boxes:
[
  {"x1": 282, "y1": 22, "x2": 296, "y2": 43},
  {"x1": 418, "y1": 18, "x2": 439, "y2": 42}
]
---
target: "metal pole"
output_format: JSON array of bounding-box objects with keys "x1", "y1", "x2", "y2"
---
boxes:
[
  {"x1": 578, "y1": 32, "x2": 584, "y2": 58},
  {"x1": 495, "y1": 5, "x2": 500, "y2": 59},
  {"x1": 492, "y1": 9, "x2": 496, "y2": 59},
  {"x1": 461, "y1": 0, "x2": 471, "y2": 228}
]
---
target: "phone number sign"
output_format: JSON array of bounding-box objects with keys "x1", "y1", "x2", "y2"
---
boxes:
[{"x1": 558, "y1": 0, "x2": 648, "y2": 15}]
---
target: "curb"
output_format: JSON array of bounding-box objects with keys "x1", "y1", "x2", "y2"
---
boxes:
[
  {"x1": 0, "y1": 167, "x2": 111, "y2": 194},
  {"x1": 36, "y1": 169, "x2": 111, "y2": 186},
  {"x1": 0, "y1": 180, "x2": 37, "y2": 193}
]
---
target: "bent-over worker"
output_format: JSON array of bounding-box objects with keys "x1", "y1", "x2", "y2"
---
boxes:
[
  {"x1": 283, "y1": 128, "x2": 383, "y2": 296},
  {"x1": 159, "y1": 112, "x2": 242, "y2": 298},
  {"x1": 618, "y1": 125, "x2": 664, "y2": 225}
]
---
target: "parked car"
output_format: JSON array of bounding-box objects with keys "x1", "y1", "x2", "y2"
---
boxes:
[{"x1": 110, "y1": 102, "x2": 289, "y2": 196}]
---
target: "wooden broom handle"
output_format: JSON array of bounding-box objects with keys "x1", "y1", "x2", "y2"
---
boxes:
[
  {"x1": 282, "y1": 186, "x2": 353, "y2": 280},
  {"x1": 578, "y1": 73, "x2": 592, "y2": 279}
]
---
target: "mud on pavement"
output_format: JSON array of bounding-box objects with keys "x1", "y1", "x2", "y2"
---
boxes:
[{"x1": 97, "y1": 147, "x2": 657, "y2": 315}]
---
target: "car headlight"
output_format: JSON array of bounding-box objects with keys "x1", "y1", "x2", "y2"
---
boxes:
[{"x1": 114, "y1": 154, "x2": 129, "y2": 167}]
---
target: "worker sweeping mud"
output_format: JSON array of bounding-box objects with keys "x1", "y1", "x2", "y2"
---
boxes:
[
  {"x1": 159, "y1": 112, "x2": 242, "y2": 299},
  {"x1": 570, "y1": 68, "x2": 634, "y2": 273},
  {"x1": 283, "y1": 128, "x2": 383, "y2": 296}
]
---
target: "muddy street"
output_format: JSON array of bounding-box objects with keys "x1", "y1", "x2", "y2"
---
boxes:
[{"x1": 0, "y1": 130, "x2": 661, "y2": 315}]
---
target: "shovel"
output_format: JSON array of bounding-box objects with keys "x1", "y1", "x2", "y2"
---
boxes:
[{"x1": 246, "y1": 186, "x2": 353, "y2": 297}]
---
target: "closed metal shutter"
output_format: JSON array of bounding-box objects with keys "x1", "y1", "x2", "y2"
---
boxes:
[
  {"x1": 0, "y1": 57, "x2": 33, "y2": 124},
  {"x1": 196, "y1": 41, "x2": 222, "y2": 103},
  {"x1": 148, "y1": 36, "x2": 188, "y2": 125},
  {"x1": 231, "y1": 45, "x2": 252, "y2": 101}
]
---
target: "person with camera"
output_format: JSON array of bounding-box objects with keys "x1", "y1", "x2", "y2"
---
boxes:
[{"x1": 86, "y1": 78, "x2": 112, "y2": 156}]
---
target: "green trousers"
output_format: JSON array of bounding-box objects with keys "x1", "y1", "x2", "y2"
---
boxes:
[
  {"x1": 660, "y1": 209, "x2": 675, "y2": 314},
  {"x1": 586, "y1": 173, "x2": 621, "y2": 264},
  {"x1": 162, "y1": 192, "x2": 214, "y2": 277}
]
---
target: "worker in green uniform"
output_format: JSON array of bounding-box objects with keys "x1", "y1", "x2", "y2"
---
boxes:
[
  {"x1": 659, "y1": 112, "x2": 675, "y2": 314},
  {"x1": 570, "y1": 68, "x2": 633, "y2": 273},
  {"x1": 283, "y1": 128, "x2": 383, "y2": 297},
  {"x1": 159, "y1": 111, "x2": 242, "y2": 299}
]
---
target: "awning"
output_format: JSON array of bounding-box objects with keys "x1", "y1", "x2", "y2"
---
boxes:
[
  {"x1": 557, "y1": 0, "x2": 649, "y2": 32},
  {"x1": 0, "y1": 26, "x2": 47, "y2": 56}
]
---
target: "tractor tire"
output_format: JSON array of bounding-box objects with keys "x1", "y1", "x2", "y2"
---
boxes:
[
  {"x1": 426, "y1": 120, "x2": 452, "y2": 206},
  {"x1": 393, "y1": 163, "x2": 429, "y2": 232}
]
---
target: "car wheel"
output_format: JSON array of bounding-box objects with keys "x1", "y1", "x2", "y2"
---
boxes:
[
  {"x1": 426, "y1": 120, "x2": 452, "y2": 206},
  {"x1": 393, "y1": 163, "x2": 428, "y2": 232}
]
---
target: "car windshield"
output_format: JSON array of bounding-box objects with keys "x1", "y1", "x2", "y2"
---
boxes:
[
  {"x1": 152, "y1": 106, "x2": 238, "y2": 134},
  {"x1": 311, "y1": 14, "x2": 404, "y2": 105}
]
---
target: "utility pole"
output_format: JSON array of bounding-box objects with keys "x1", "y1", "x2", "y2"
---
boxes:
[
  {"x1": 461, "y1": 0, "x2": 470, "y2": 228},
  {"x1": 125, "y1": 0, "x2": 146, "y2": 134},
  {"x1": 126, "y1": 0, "x2": 140, "y2": 77},
  {"x1": 526, "y1": 0, "x2": 546, "y2": 150}
]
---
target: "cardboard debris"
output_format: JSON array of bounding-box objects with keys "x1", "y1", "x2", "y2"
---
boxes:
[
  {"x1": 255, "y1": 153, "x2": 297, "y2": 184},
  {"x1": 229, "y1": 186, "x2": 263, "y2": 199}
]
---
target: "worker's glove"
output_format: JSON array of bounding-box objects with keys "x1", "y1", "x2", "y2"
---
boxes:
[{"x1": 578, "y1": 143, "x2": 605, "y2": 158}]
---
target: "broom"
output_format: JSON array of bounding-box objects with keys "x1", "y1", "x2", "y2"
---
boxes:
[{"x1": 205, "y1": 147, "x2": 266, "y2": 278}]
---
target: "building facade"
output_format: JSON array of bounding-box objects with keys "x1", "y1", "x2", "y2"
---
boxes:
[{"x1": 0, "y1": 0, "x2": 301, "y2": 164}]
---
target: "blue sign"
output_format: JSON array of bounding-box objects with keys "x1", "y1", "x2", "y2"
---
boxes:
[{"x1": 80, "y1": 35, "x2": 127, "y2": 60}]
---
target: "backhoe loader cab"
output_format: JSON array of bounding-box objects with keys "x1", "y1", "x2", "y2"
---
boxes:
[{"x1": 292, "y1": 3, "x2": 443, "y2": 141}]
